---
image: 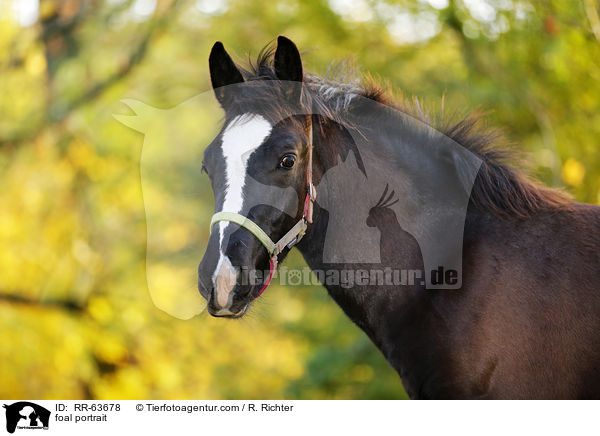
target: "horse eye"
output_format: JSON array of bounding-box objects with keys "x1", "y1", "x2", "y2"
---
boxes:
[{"x1": 279, "y1": 154, "x2": 296, "y2": 169}]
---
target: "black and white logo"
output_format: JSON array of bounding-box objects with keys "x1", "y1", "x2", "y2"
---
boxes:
[{"x1": 3, "y1": 402, "x2": 50, "y2": 434}]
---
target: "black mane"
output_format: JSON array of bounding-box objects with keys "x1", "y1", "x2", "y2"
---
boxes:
[{"x1": 236, "y1": 43, "x2": 569, "y2": 219}]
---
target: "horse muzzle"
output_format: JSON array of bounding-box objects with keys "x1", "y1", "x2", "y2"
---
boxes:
[{"x1": 202, "y1": 255, "x2": 254, "y2": 318}]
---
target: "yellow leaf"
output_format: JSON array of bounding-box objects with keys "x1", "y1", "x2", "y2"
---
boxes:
[
  {"x1": 88, "y1": 297, "x2": 113, "y2": 324},
  {"x1": 562, "y1": 158, "x2": 585, "y2": 187}
]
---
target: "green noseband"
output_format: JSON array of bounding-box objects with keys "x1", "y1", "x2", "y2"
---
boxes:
[
  {"x1": 210, "y1": 207, "x2": 311, "y2": 259},
  {"x1": 210, "y1": 211, "x2": 278, "y2": 256}
]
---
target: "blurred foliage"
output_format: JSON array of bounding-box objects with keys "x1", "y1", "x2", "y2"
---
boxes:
[{"x1": 0, "y1": 0, "x2": 599, "y2": 399}]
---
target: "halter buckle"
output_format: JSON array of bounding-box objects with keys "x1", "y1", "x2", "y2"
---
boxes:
[{"x1": 286, "y1": 223, "x2": 307, "y2": 249}]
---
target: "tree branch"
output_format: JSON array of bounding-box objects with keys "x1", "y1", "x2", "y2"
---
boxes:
[
  {"x1": 52, "y1": 0, "x2": 185, "y2": 121},
  {"x1": 0, "y1": 293, "x2": 85, "y2": 312},
  {"x1": 0, "y1": 0, "x2": 186, "y2": 147}
]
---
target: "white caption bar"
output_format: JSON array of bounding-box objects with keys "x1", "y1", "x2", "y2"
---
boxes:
[{"x1": 1, "y1": 400, "x2": 598, "y2": 435}]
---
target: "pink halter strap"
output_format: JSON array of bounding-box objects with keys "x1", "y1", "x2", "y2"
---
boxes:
[{"x1": 255, "y1": 117, "x2": 315, "y2": 298}]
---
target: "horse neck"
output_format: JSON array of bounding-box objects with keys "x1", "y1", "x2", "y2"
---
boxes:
[
  {"x1": 296, "y1": 193, "x2": 459, "y2": 399},
  {"x1": 293, "y1": 121, "x2": 512, "y2": 397},
  {"x1": 296, "y1": 121, "x2": 432, "y2": 349}
]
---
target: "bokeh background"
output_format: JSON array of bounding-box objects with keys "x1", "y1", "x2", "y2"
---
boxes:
[{"x1": 1, "y1": 0, "x2": 599, "y2": 399}]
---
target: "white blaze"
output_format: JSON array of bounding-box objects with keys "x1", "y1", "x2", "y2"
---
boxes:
[{"x1": 212, "y1": 114, "x2": 272, "y2": 309}]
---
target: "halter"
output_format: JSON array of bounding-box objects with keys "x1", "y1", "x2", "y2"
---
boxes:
[{"x1": 209, "y1": 117, "x2": 316, "y2": 298}]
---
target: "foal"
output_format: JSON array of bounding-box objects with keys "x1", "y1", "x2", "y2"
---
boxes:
[{"x1": 197, "y1": 36, "x2": 600, "y2": 399}]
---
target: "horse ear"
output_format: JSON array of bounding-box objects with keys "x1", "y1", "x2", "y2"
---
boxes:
[
  {"x1": 209, "y1": 41, "x2": 244, "y2": 107},
  {"x1": 274, "y1": 36, "x2": 303, "y2": 83}
]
